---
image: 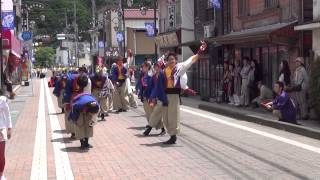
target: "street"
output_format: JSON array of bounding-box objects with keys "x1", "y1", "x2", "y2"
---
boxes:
[{"x1": 4, "y1": 79, "x2": 320, "y2": 180}]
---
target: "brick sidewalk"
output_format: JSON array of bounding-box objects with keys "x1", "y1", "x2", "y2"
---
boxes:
[{"x1": 5, "y1": 80, "x2": 41, "y2": 179}]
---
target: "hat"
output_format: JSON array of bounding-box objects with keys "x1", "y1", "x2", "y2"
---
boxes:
[{"x1": 295, "y1": 57, "x2": 304, "y2": 64}]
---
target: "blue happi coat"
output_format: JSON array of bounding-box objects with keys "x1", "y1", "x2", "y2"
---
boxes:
[
  {"x1": 136, "y1": 72, "x2": 153, "y2": 102},
  {"x1": 63, "y1": 72, "x2": 80, "y2": 104},
  {"x1": 90, "y1": 74, "x2": 107, "y2": 90},
  {"x1": 272, "y1": 91, "x2": 297, "y2": 124},
  {"x1": 150, "y1": 71, "x2": 168, "y2": 105},
  {"x1": 111, "y1": 65, "x2": 127, "y2": 82},
  {"x1": 69, "y1": 93, "x2": 99, "y2": 122},
  {"x1": 53, "y1": 74, "x2": 65, "y2": 97}
]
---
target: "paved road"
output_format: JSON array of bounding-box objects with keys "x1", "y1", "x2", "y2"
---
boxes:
[{"x1": 5, "y1": 79, "x2": 320, "y2": 180}]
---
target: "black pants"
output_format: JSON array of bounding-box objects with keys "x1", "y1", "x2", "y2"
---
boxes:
[{"x1": 5, "y1": 82, "x2": 12, "y2": 93}]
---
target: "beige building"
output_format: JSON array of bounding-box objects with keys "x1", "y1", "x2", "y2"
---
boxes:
[{"x1": 295, "y1": 0, "x2": 320, "y2": 59}]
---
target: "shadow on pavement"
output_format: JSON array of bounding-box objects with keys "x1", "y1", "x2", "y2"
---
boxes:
[
  {"x1": 140, "y1": 142, "x2": 183, "y2": 148},
  {"x1": 49, "y1": 112, "x2": 63, "y2": 115},
  {"x1": 53, "y1": 130, "x2": 67, "y2": 134},
  {"x1": 127, "y1": 126, "x2": 146, "y2": 130},
  {"x1": 127, "y1": 115, "x2": 145, "y2": 118},
  {"x1": 135, "y1": 134, "x2": 160, "y2": 138},
  {"x1": 51, "y1": 137, "x2": 73, "y2": 144},
  {"x1": 60, "y1": 146, "x2": 88, "y2": 153}
]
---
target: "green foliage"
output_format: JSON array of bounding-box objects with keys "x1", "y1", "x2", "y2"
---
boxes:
[
  {"x1": 34, "y1": 47, "x2": 55, "y2": 67},
  {"x1": 309, "y1": 57, "x2": 320, "y2": 117}
]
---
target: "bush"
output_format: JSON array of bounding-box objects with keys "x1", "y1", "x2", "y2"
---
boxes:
[{"x1": 309, "y1": 57, "x2": 320, "y2": 118}]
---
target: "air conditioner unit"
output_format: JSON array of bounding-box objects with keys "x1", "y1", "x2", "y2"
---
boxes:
[{"x1": 203, "y1": 24, "x2": 215, "y2": 38}]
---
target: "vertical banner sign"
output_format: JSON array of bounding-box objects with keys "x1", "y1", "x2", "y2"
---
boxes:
[
  {"x1": 167, "y1": 5, "x2": 175, "y2": 29},
  {"x1": 2, "y1": 11, "x2": 15, "y2": 30},
  {"x1": 145, "y1": 23, "x2": 155, "y2": 37},
  {"x1": 116, "y1": 32, "x2": 124, "y2": 43}
]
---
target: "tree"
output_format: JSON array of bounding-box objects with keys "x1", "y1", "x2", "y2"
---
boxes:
[{"x1": 34, "y1": 47, "x2": 55, "y2": 67}]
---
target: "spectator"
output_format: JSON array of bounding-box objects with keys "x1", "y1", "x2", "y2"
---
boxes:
[
  {"x1": 294, "y1": 57, "x2": 309, "y2": 120},
  {"x1": 251, "y1": 81, "x2": 273, "y2": 108},
  {"x1": 0, "y1": 90, "x2": 12, "y2": 180},
  {"x1": 271, "y1": 81, "x2": 297, "y2": 124},
  {"x1": 222, "y1": 61, "x2": 229, "y2": 103},
  {"x1": 248, "y1": 59, "x2": 259, "y2": 102},
  {"x1": 279, "y1": 60, "x2": 291, "y2": 87},
  {"x1": 227, "y1": 64, "x2": 235, "y2": 105},
  {"x1": 233, "y1": 60, "x2": 242, "y2": 106},
  {"x1": 240, "y1": 57, "x2": 251, "y2": 106}
]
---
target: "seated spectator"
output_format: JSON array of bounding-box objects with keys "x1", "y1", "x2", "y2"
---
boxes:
[
  {"x1": 251, "y1": 81, "x2": 273, "y2": 108},
  {"x1": 269, "y1": 81, "x2": 298, "y2": 124}
]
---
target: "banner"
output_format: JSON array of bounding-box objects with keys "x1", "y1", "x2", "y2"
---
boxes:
[
  {"x1": 2, "y1": 11, "x2": 15, "y2": 30},
  {"x1": 145, "y1": 23, "x2": 155, "y2": 37},
  {"x1": 116, "y1": 32, "x2": 124, "y2": 43}
]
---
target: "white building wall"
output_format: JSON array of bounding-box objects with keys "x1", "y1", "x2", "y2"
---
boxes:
[
  {"x1": 181, "y1": 0, "x2": 195, "y2": 61},
  {"x1": 55, "y1": 48, "x2": 69, "y2": 66}
]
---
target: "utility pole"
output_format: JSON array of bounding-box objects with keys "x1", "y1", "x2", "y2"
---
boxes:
[
  {"x1": 154, "y1": 0, "x2": 157, "y2": 59},
  {"x1": 74, "y1": 0, "x2": 79, "y2": 67},
  {"x1": 120, "y1": 0, "x2": 125, "y2": 57}
]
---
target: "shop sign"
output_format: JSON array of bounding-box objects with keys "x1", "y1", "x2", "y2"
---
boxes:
[{"x1": 155, "y1": 32, "x2": 179, "y2": 48}]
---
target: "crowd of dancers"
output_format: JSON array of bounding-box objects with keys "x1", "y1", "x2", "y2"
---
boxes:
[{"x1": 51, "y1": 41, "x2": 207, "y2": 150}]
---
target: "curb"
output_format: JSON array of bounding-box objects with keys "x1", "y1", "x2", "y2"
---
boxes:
[{"x1": 198, "y1": 104, "x2": 320, "y2": 140}]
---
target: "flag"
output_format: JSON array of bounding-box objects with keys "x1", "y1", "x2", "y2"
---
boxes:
[{"x1": 210, "y1": 0, "x2": 221, "y2": 9}]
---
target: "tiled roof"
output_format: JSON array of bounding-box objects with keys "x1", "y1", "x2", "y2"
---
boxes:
[{"x1": 124, "y1": 9, "x2": 158, "y2": 19}]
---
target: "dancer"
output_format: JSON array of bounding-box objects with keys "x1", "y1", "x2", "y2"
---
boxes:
[
  {"x1": 111, "y1": 56, "x2": 130, "y2": 112},
  {"x1": 144, "y1": 61, "x2": 167, "y2": 136},
  {"x1": 157, "y1": 41, "x2": 207, "y2": 144},
  {"x1": 63, "y1": 67, "x2": 91, "y2": 139},
  {"x1": 91, "y1": 68, "x2": 109, "y2": 121},
  {"x1": 69, "y1": 75, "x2": 100, "y2": 150},
  {"x1": 53, "y1": 73, "x2": 67, "y2": 113},
  {"x1": 136, "y1": 62, "x2": 153, "y2": 126}
]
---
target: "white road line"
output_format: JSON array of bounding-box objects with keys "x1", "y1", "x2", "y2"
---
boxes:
[
  {"x1": 30, "y1": 79, "x2": 47, "y2": 180},
  {"x1": 181, "y1": 107, "x2": 320, "y2": 155},
  {"x1": 45, "y1": 79, "x2": 74, "y2": 180}
]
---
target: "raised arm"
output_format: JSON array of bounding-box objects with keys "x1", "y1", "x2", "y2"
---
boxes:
[{"x1": 177, "y1": 41, "x2": 207, "y2": 76}]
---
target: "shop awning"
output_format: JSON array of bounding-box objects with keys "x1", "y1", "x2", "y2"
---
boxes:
[
  {"x1": 294, "y1": 21, "x2": 320, "y2": 31},
  {"x1": 209, "y1": 21, "x2": 298, "y2": 45},
  {"x1": 2, "y1": 30, "x2": 21, "y2": 58}
]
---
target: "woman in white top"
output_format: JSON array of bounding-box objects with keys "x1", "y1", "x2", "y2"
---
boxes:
[{"x1": 0, "y1": 90, "x2": 12, "y2": 180}]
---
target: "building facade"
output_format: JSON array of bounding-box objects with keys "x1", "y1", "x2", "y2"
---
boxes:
[
  {"x1": 156, "y1": 0, "x2": 195, "y2": 62},
  {"x1": 295, "y1": 0, "x2": 320, "y2": 59},
  {"x1": 190, "y1": 0, "x2": 312, "y2": 101},
  {"x1": 96, "y1": 7, "x2": 158, "y2": 67}
]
